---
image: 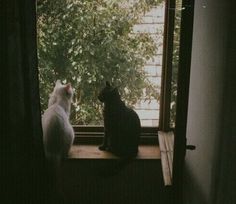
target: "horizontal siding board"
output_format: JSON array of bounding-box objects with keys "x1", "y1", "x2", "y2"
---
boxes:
[{"x1": 136, "y1": 109, "x2": 160, "y2": 120}]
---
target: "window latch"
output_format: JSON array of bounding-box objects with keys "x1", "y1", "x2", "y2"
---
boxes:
[{"x1": 186, "y1": 145, "x2": 196, "y2": 150}]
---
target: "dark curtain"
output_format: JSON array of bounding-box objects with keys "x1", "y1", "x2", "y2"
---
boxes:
[
  {"x1": 0, "y1": 0, "x2": 50, "y2": 203},
  {"x1": 214, "y1": 2, "x2": 236, "y2": 203}
]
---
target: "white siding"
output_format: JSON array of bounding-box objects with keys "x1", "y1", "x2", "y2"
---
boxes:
[{"x1": 133, "y1": 3, "x2": 165, "y2": 126}]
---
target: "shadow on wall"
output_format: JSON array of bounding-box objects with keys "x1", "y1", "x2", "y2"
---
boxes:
[{"x1": 183, "y1": 163, "x2": 208, "y2": 204}]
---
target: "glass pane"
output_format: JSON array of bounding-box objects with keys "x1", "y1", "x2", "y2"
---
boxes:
[
  {"x1": 37, "y1": 0, "x2": 165, "y2": 126},
  {"x1": 170, "y1": 0, "x2": 182, "y2": 128}
]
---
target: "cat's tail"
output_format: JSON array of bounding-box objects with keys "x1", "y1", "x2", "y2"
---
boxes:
[
  {"x1": 45, "y1": 153, "x2": 61, "y2": 173},
  {"x1": 45, "y1": 153, "x2": 65, "y2": 202}
]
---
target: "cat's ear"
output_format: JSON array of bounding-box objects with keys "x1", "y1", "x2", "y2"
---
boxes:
[
  {"x1": 106, "y1": 81, "x2": 111, "y2": 87},
  {"x1": 56, "y1": 80, "x2": 61, "y2": 86},
  {"x1": 111, "y1": 87, "x2": 119, "y2": 93},
  {"x1": 65, "y1": 83, "x2": 72, "y2": 93}
]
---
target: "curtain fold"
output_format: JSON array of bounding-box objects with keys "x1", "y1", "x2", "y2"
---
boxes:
[{"x1": 0, "y1": 0, "x2": 50, "y2": 203}]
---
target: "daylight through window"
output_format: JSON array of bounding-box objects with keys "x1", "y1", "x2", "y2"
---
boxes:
[{"x1": 37, "y1": 0, "x2": 181, "y2": 128}]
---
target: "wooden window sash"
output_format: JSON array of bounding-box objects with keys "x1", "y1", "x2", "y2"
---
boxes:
[{"x1": 159, "y1": 0, "x2": 176, "y2": 132}]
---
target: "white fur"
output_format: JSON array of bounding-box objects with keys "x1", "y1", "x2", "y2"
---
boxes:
[{"x1": 42, "y1": 80, "x2": 74, "y2": 162}]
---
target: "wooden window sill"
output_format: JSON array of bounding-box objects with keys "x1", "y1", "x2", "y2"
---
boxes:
[{"x1": 68, "y1": 145, "x2": 161, "y2": 160}]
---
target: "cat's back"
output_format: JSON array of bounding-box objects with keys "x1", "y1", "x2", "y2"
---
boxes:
[
  {"x1": 42, "y1": 104, "x2": 74, "y2": 158},
  {"x1": 119, "y1": 105, "x2": 140, "y2": 126},
  {"x1": 42, "y1": 104, "x2": 68, "y2": 131}
]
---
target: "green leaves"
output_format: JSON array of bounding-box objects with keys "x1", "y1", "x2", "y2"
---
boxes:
[{"x1": 37, "y1": 0, "x2": 162, "y2": 125}]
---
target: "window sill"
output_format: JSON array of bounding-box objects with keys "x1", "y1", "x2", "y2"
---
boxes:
[{"x1": 68, "y1": 145, "x2": 161, "y2": 160}]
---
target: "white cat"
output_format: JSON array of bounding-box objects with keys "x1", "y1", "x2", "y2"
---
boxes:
[{"x1": 42, "y1": 80, "x2": 74, "y2": 163}]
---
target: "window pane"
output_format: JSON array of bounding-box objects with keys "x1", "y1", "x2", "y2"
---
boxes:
[
  {"x1": 37, "y1": 0, "x2": 165, "y2": 126},
  {"x1": 170, "y1": 0, "x2": 182, "y2": 128}
]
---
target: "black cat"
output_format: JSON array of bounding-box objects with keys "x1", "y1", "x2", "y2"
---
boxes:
[{"x1": 98, "y1": 81, "x2": 141, "y2": 158}]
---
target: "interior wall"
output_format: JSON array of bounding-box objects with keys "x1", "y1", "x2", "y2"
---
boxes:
[
  {"x1": 61, "y1": 160, "x2": 171, "y2": 204},
  {"x1": 183, "y1": 0, "x2": 231, "y2": 203}
]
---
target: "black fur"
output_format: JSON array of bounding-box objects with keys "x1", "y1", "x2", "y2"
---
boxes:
[{"x1": 98, "y1": 81, "x2": 141, "y2": 158}]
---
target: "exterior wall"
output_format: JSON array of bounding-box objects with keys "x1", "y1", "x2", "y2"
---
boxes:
[{"x1": 134, "y1": 3, "x2": 165, "y2": 126}]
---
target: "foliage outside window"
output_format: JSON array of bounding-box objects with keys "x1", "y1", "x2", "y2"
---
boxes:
[{"x1": 37, "y1": 0, "x2": 163, "y2": 125}]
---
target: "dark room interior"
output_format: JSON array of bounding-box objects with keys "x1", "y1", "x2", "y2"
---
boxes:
[{"x1": 1, "y1": 0, "x2": 236, "y2": 204}]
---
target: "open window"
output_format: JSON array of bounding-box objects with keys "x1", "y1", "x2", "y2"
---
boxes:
[{"x1": 36, "y1": 0, "x2": 196, "y2": 196}]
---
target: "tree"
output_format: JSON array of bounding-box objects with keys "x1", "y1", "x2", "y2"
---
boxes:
[{"x1": 37, "y1": 0, "x2": 163, "y2": 125}]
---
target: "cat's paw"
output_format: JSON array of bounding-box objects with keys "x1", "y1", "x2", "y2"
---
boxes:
[{"x1": 98, "y1": 145, "x2": 108, "y2": 151}]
